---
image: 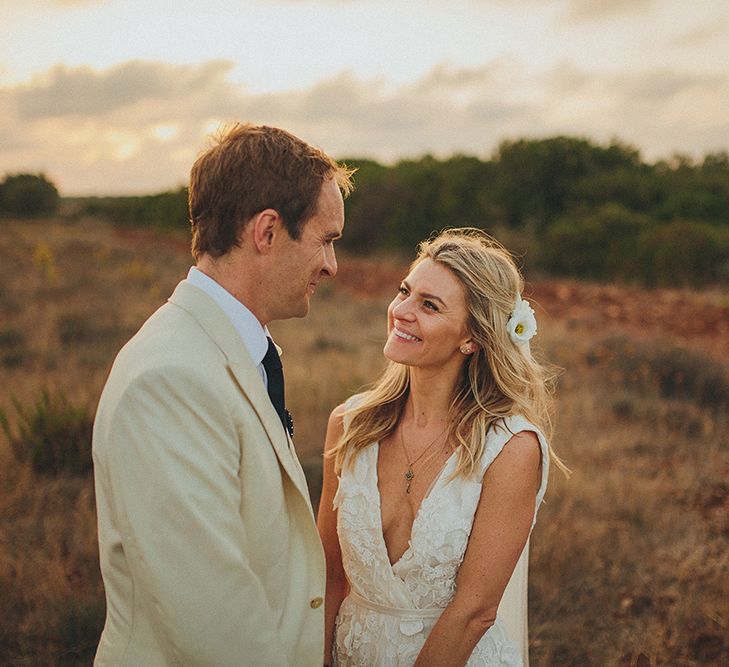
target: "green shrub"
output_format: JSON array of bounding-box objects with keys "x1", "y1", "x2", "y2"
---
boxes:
[
  {"x1": 80, "y1": 187, "x2": 188, "y2": 230},
  {"x1": 587, "y1": 336, "x2": 729, "y2": 414},
  {"x1": 543, "y1": 204, "x2": 649, "y2": 281},
  {"x1": 0, "y1": 173, "x2": 60, "y2": 217},
  {"x1": 637, "y1": 220, "x2": 729, "y2": 287},
  {"x1": 0, "y1": 389, "x2": 94, "y2": 476}
]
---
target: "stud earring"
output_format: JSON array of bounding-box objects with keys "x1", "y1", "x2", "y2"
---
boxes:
[{"x1": 460, "y1": 345, "x2": 471, "y2": 354}]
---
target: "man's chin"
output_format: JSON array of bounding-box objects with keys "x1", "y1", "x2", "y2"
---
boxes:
[
  {"x1": 293, "y1": 299, "x2": 311, "y2": 319},
  {"x1": 270, "y1": 299, "x2": 310, "y2": 322}
]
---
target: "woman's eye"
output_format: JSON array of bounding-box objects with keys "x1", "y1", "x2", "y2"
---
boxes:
[{"x1": 398, "y1": 286, "x2": 408, "y2": 295}]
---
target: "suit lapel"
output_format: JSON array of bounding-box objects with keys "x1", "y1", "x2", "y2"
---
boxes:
[{"x1": 167, "y1": 281, "x2": 311, "y2": 505}]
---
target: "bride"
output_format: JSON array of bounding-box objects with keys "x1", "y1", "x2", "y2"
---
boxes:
[{"x1": 317, "y1": 228, "x2": 566, "y2": 666}]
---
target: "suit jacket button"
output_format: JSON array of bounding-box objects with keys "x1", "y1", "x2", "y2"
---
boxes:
[{"x1": 310, "y1": 597, "x2": 323, "y2": 609}]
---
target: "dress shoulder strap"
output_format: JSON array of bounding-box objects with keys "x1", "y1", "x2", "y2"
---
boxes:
[
  {"x1": 332, "y1": 393, "x2": 370, "y2": 510},
  {"x1": 479, "y1": 415, "x2": 550, "y2": 527},
  {"x1": 341, "y1": 392, "x2": 366, "y2": 433}
]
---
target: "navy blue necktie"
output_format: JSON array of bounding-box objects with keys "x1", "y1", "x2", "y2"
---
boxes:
[{"x1": 262, "y1": 337, "x2": 293, "y2": 437}]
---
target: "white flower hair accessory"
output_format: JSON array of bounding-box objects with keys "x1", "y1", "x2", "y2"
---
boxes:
[{"x1": 507, "y1": 295, "x2": 537, "y2": 345}]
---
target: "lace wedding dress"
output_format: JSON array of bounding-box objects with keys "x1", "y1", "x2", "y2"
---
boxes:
[{"x1": 332, "y1": 406, "x2": 550, "y2": 666}]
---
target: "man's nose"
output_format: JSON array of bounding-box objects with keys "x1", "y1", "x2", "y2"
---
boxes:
[{"x1": 322, "y1": 245, "x2": 337, "y2": 277}]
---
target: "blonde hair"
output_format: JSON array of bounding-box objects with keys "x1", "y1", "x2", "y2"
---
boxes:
[{"x1": 330, "y1": 228, "x2": 567, "y2": 478}]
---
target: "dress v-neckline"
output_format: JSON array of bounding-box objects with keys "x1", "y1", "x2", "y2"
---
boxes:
[{"x1": 373, "y1": 441, "x2": 457, "y2": 569}]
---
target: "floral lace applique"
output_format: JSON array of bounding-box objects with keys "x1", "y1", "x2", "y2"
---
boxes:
[{"x1": 333, "y1": 412, "x2": 549, "y2": 667}]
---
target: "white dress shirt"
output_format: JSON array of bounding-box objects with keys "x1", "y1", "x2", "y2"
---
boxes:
[{"x1": 186, "y1": 266, "x2": 270, "y2": 385}]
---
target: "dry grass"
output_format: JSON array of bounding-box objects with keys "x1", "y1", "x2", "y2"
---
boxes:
[
  {"x1": 528, "y1": 322, "x2": 728, "y2": 666},
  {"x1": 0, "y1": 217, "x2": 727, "y2": 665}
]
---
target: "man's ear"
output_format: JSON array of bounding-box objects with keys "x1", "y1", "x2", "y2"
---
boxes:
[{"x1": 250, "y1": 209, "x2": 282, "y2": 254}]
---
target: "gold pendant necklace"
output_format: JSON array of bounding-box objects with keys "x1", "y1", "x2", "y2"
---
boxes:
[{"x1": 399, "y1": 421, "x2": 447, "y2": 494}]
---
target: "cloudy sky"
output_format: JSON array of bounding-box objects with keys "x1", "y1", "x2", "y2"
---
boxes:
[{"x1": 1, "y1": 0, "x2": 728, "y2": 195}]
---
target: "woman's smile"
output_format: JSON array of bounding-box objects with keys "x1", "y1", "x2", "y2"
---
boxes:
[{"x1": 392, "y1": 326, "x2": 422, "y2": 343}]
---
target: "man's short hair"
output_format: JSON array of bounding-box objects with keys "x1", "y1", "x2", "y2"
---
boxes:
[{"x1": 188, "y1": 123, "x2": 354, "y2": 260}]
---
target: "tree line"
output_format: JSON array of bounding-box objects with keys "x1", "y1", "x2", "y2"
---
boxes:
[
  {"x1": 4, "y1": 136, "x2": 729, "y2": 286},
  {"x1": 340, "y1": 138, "x2": 729, "y2": 287}
]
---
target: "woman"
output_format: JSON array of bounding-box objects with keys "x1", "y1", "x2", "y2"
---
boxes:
[{"x1": 317, "y1": 228, "x2": 565, "y2": 666}]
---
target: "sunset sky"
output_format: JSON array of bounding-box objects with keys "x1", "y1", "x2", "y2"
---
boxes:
[{"x1": 1, "y1": 0, "x2": 728, "y2": 195}]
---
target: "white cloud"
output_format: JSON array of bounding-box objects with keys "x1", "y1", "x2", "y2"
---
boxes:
[
  {"x1": 1, "y1": 0, "x2": 110, "y2": 6},
  {"x1": 564, "y1": 0, "x2": 657, "y2": 21},
  {"x1": 1, "y1": 58, "x2": 728, "y2": 195},
  {"x1": 52, "y1": 0, "x2": 108, "y2": 5},
  {"x1": 476, "y1": 0, "x2": 657, "y2": 20},
  {"x1": 669, "y1": 19, "x2": 729, "y2": 48},
  {"x1": 15, "y1": 60, "x2": 239, "y2": 118}
]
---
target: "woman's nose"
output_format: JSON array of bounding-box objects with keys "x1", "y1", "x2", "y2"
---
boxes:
[{"x1": 392, "y1": 297, "x2": 415, "y2": 320}]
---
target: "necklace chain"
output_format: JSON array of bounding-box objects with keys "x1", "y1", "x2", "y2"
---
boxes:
[{"x1": 399, "y1": 421, "x2": 447, "y2": 494}]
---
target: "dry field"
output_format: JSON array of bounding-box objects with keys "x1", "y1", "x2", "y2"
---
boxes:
[{"x1": 0, "y1": 217, "x2": 727, "y2": 666}]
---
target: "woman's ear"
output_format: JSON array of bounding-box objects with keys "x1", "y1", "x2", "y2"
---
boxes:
[{"x1": 459, "y1": 341, "x2": 475, "y2": 355}]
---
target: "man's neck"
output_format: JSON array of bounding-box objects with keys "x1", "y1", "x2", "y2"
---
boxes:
[{"x1": 195, "y1": 254, "x2": 269, "y2": 325}]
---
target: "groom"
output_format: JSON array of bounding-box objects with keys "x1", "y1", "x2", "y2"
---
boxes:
[{"x1": 92, "y1": 123, "x2": 353, "y2": 665}]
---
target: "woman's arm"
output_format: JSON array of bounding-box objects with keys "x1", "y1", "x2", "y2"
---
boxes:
[
  {"x1": 316, "y1": 405, "x2": 349, "y2": 666},
  {"x1": 413, "y1": 431, "x2": 542, "y2": 667}
]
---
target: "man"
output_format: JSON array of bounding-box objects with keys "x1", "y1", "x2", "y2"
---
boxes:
[{"x1": 92, "y1": 123, "x2": 353, "y2": 666}]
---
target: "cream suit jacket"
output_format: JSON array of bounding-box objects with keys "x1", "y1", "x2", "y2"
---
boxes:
[{"x1": 92, "y1": 280, "x2": 326, "y2": 666}]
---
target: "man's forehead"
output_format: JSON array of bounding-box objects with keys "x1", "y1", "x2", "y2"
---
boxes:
[
  {"x1": 319, "y1": 181, "x2": 344, "y2": 213},
  {"x1": 305, "y1": 206, "x2": 343, "y2": 238},
  {"x1": 320, "y1": 199, "x2": 345, "y2": 231}
]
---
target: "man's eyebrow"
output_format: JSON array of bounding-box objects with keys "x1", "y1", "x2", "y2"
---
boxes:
[{"x1": 401, "y1": 279, "x2": 447, "y2": 307}]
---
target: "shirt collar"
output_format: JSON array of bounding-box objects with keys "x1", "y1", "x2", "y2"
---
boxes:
[{"x1": 186, "y1": 266, "x2": 270, "y2": 366}]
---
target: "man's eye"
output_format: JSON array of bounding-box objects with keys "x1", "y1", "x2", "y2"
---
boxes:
[{"x1": 424, "y1": 301, "x2": 438, "y2": 311}]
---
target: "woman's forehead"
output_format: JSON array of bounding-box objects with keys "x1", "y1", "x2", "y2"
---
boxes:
[{"x1": 405, "y1": 259, "x2": 466, "y2": 305}]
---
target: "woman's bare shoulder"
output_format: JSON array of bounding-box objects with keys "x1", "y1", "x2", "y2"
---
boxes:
[{"x1": 323, "y1": 403, "x2": 348, "y2": 453}]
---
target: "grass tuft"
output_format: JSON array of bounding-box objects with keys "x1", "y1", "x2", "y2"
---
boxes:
[
  {"x1": 0, "y1": 326, "x2": 32, "y2": 368},
  {"x1": 0, "y1": 389, "x2": 93, "y2": 477},
  {"x1": 56, "y1": 596, "x2": 106, "y2": 666},
  {"x1": 587, "y1": 335, "x2": 729, "y2": 413}
]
